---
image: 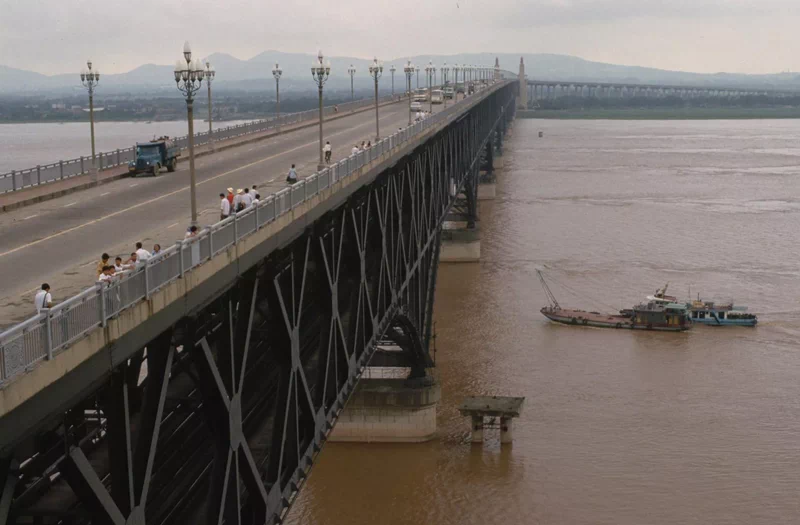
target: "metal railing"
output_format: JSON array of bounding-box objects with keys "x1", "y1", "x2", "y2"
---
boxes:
[
  {"x1": 0, "y1": 80, "x2": 511, "y2": 387},
  {"x1": 0, "y1": 92, "x2": 403, "y2": 194}
]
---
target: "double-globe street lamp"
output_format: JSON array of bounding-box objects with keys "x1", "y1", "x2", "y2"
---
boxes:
[
  {"x1": 79, "y1": 60, "x2": 100, "y2": 182},
  {"x1": 425, "y1": 61, "x2": 435, "y2": 113},
  {"x1": 441, "y1": 63, "x2": 450, "y2": 108},
  {"x1": 390, "y1": 64, "x2": 396, "y2": 97},
  {"x1": 453, "y1": 64, "x2": 461, "y2": 100},
  {"x1": 173, "y1": 41, "x2": 205, "y2": 226},
  {"x1": 368, "y1": 57, "x2": 383, "y2": 141},
  {"x1": 312, "y1": 51, "x2": 331, "y2": 171},
  {"x1": 348, "y1": 64, "x2": 356, "y2": 103},
  {"x1": 272, "y1": 63, "x2": 282, "y2": 131},
  {"x1": 415, "y1": 65, "x2": 420, "y2": 89},
  {"x1": 404, "y1": 60, "x2": 415, "y2": 126},
  {"x1": 205, "y1": 61, "x2": 216, "y2": 150}
]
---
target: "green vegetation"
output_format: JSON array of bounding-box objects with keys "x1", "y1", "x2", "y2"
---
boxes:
[{"x1": 520, "y1": 107, "x2": 800, "y2": 120}]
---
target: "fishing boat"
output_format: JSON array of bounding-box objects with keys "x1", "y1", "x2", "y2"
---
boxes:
[
  {"x1": 537, "y1": 271, "x2": 691, "y2": 332},
  {"x1": 687, "y1": 297, "x2": 757, "y2": 327}
]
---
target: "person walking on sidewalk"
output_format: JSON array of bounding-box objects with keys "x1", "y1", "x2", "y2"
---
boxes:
[
  {"x1": 34, "y1": 283, "x2": 53, "y2": 313},
  {"x1": 135, "y1": 242, "x2": 151, "y2": 262},
  {"x1": 220, "y1": 192, "x2": 231, "y2": 221},
  {"x1": 323, "y1": 141, "x2": 332, "y2": 164},
  {"x1": 96, "y1": 253, "x2": 110, "y2": 278},
  {"x1": 286, "y1": 164, "x2": 298, "y2": 184}
]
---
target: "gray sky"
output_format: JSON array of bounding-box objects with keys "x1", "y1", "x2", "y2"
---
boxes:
[{"x1": 2, "y1": 0, "x2": 799, "y2": 75}]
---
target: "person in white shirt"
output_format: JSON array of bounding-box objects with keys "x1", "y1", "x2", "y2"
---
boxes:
[
  {"x1": 220, "y1": 192, "x2": 231, "y2": 220},
  {"x1": 135, "y1": 242, "x2": 151, "y2": 261},
  {"x1": 34, "y1": 283, "x2": 53, "y2": 313},
  {"x1": 233, "y1": 190, "x2": 244, "y2": 212},
  {"x1": 252, "y1": 193, "x2": 260, "y2": 206},
  {"x1": 351, "y1": 145, "x2": 359, "y2": 155},
  {"x1": 323, "y1": 141, "x2": 332, "y2": 163},
  {"x1": 286, "y1": 165, "x2": 298, "y2": 184},
  {"x1": 242, "y1": 188, "x2": 254, "y2": 208}
]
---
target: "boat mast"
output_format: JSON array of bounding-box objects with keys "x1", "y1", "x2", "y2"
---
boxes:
[{"x1": 537, "y1": 270, "x2": 561, "y2": 310}]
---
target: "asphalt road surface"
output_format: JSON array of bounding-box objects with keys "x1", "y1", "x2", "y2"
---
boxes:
[{"x1": 0, "y1": 98, "x2": 449, "y2": 326}]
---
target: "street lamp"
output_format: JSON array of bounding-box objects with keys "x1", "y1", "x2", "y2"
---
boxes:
[
  {"x1": 174, "y1": 41, "x2": 205, "y2": 227},
  {"x1": 79, "y1": 60, "x2": 100, "y2": 182},
  {"x1": 272, "y1": 62, "x2": 282, "y2": 130},
  {"x1": 205, "y1": 61, "x2": 216, "y2": 150},
  {"x1": 368, "y1": 57, "x2": 383, "y2": 141},
  {"x1": 415, "y1": 65, "x2": 420, "y2": 89},
  {"x1": 348, "y1": 64, "x2": 356, "y2": 103},
  {"x1": 441, "y1": 63, "x2": 450, "y2": 108},
  {"x1": 425, "y1": 61, "x2": 435, "y2": 113},
  {"x1": 453, "y1": 64, "x2": 461, "y2": 100},
  {"x1": 404, "y1": 60, "x2": 414, "y2": 125},
  {"x1": 312, "y1": 50, "x2": 331, "y2": 171},
  {"x1": 390, "y1": 64, "x2": 396, "y2": 97},
  {"x1": 494, "y1": 61, "x2": 500, "y2": 82}
]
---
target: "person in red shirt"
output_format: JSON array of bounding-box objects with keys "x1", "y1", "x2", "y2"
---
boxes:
[{"x1": 226, "y1": 188, "x2": 235, "y2": 207}]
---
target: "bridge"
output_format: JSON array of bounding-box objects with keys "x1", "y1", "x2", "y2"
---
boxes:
[
  {"x1": 524, "y1": 78, "x2": 800, "y2": 102},
  {"x1": 0, "y1": 64, "x2": 518, "y2": 524}
]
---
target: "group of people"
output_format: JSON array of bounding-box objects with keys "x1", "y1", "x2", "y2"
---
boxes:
[
  {"x1": 414, "y1": 110, "x2": 432, "y2": 122},
  {"x1": 350, "y1": 140, "x2": 373, "y2": 155},
  {"x1": 96, "y1": 242, "x2": 162, "y2": 284},
  {"x1": 220, "y1": 185, "x2": 261, "y2": 220}
]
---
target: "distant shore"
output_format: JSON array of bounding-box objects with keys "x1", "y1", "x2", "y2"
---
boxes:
[{"x1": 518, "y1": 108, "x2": 800, "y2": 119}]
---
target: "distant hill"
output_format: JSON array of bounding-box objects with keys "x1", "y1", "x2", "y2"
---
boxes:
[{"x1": 3, "y1": 52, "x2": 800, "y2": 96}]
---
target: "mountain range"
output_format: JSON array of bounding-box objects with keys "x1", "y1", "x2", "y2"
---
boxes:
[{"x1": 2, "y1": 52, "x2": 800, "y2": 96}]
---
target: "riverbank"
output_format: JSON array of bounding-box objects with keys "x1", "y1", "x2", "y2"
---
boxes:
[{"x1": 519, "y1": 107, "x2": 800, "y2": 119}]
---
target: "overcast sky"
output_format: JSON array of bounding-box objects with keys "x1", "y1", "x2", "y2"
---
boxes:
[{"x1": 2, "y1": 0, "x2": 799, "y2": 75}]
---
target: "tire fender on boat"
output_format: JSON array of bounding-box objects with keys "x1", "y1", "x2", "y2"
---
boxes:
[
  {"x1": 582, "y1": 319, "x2": 589, "y2": 326},
  {"x1": 647, "y1": 323, "x2": 653, "y2": 330},
  {"x1": 571, "y1": 317, "x2": 578, "y2": 324},
  {"x1": 615, "y1": 323, "x2": 622, "y2": 329}
]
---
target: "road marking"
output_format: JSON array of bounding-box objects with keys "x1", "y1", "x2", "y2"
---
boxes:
[
  {"x1": 22, "y1": 214, "x2": 39, "y2": 221},
  {"x1": 167, "y1": 222, "x2": 179, "y2": 229},
  {"x1": 0, "y1": 111, "x2": 405, "y2": 259},
  {"x1": 24, "y1": 286, "x2": 41, "y2": 294},
  {"x1": 129, "y1": 183, "x2": 139, "y2": 188},
  {"x1": 64, "y1": 201, "x2": 78, "y2": 208},
  {"x1": 269, "y1": 177, "x2": 277, "y2": 182},
  {"x1": 100, "y1": 192, "x2": 110, "y2": 197}
]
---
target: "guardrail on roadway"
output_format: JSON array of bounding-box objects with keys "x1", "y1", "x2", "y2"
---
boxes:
[
  {"x1": 0, "y1": 80, "x2": 511, "y2": 387},
  {"x1": 0, "y1": 93, "x2": 401, "y2": 194}
]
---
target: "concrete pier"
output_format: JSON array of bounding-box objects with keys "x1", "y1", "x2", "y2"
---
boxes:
[
  {"x1": 477, "y1": 182, "x2": 496, "y2": 200},
  {"x1": 329, "y1": 375, "x2": 440, "y2": 443},
  {"x1": 440, "y1": 226, "x2": 480, "y2": 262}
]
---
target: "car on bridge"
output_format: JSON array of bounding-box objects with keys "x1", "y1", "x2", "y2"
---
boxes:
[
  {"x1": 414, "y1": 89, "x2": 428, "y2": 102},
  {"x1": 444, "y1": 87, "x2": 455, "y2": 99},
  {"x1": 410, "y1": 101, "x2": 423, "y2": 112},
  {"x1": 431, "y1": 90, "x2": 444, "y2": 104}
]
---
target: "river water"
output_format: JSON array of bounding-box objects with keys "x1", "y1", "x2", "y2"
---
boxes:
[
  {"x1": 0, "y1": 119, "x2": 253, "y2": 173},
  {"x1": 288, "y1": 118, "x2": 800, "y2": 524}
]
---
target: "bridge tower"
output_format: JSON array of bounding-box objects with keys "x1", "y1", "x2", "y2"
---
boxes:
[{"x1": 518, "y1": 57, "x2": 528, "y2": 110}]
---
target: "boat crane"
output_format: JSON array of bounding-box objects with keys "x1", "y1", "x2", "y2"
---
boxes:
[{"x1": 537, "y1": 270, "x2": 561, "y2": 310}]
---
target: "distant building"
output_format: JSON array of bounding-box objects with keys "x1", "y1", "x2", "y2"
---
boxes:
[{"x1": 51, "y1": 103, "x2": 66, "y2": 110}]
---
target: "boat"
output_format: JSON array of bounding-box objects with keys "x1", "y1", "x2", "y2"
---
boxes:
[
  {"x1": 687, "y1": 297, "x2": 757, "y2": 327},
  {"x1": 648, "y1": 284, "x2": 757, "y2": 327},
  {"x1": 537, "y1": 271, "x2": 691, "y2": 332}
]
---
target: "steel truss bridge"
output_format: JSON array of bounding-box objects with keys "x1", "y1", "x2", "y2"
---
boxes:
[{"x1": 0, "y1": 82, "x2": 516, "y2": 525}]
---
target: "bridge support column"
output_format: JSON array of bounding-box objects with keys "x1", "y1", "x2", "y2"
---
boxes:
[
  {"x1": 517, "y1": 57, "x2": 527, "y2": 109},
  {"x1": 329, "y1": 375, "x2": 440, "y2": 443},
  {"x1": 440, "y1": 225, "x2": 481, "y2": 262},
  {"x1": 478, "y1": 139, "x2": 496, "y2": 201}
]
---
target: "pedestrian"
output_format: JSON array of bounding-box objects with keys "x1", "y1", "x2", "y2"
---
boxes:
[
  {"x1": 366, "y1": 141, "x2": 371, "y2": 148},
  {"x1": 96, "y1": 253, "x2": 110, "y2": 277},
  {"x1": 220, "y1": 192, "x2": 231, "y2": 220},
  {"x1": 323, "y1": 141, "x2": 332, "y2": 163},
  {"x1": 126, "y1": 252, "x2": 139, "y2": 267},
  {"x1": 185, "y1": 225, "x2": 199, "y2": 238},
  {"x1": 361, "y1": 141, "x2": 366, "y2": 150},
  {"x1": 286, "y1": 164, "x2": 298, "y2": 184},
  {"x1": 135, "y1": 242, "x2": 151, "y2": 261},
  {"x1": 98, "y1": 266, "x2": 114, "y2": 284},
  {"x1": 34, "y1": 283, "x2": 52, "y2": 313},
  {"x1": 252, "y1": 193, "x2": 261, "y2": 206},
  {"x1": 152, "y1": 243, "x2": 161, "y2": 256},
  {"x1": 242, "y1": 187, "x2": 254, "y2": 208},
  {"x1": 233, "y1": 189, "x2": 244, "y2": 212},
  {"x1": 226, "y1": 187, "x2": 235, "y2": 207},
  {"x1": 251, "y1": 184, "x2": 257, "y2": 195},
  {"x1": 351, "y1": 144, "x2": 359, "y2": 155}
]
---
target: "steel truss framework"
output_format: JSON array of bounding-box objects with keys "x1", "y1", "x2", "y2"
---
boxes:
[{"x1": 0, "y1": 85, "x2": 516, "y2": 525}]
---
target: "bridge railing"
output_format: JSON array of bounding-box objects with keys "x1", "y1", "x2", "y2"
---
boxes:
[
  {"x1": 0, "y1": 80, "x2": 511, "y2": 387},
  {"x1": 0, "y1": 93, "x2": 402, "y2": 194}
]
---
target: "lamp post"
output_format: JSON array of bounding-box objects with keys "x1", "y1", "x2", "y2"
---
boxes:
[
  {"x1": 79, "y1": 60, "x2": 100, "y2": 182},
  {"x1": 272, "y1": 62, "x2": 282, "y2": 131},
  {"x1": 348, "y1": 64, "x2": 356, "y2": 103},
  {"x1": 404, "y1": 60, "x2": 414, "y2": 125},
  {"x1": 441, "y1": 63, "x2": 449, "y2": 108},
  {"x1": 312, "y1": 50, "x2": 331, "y2": 171},
  {"x1": 425, "y1": 61, "x2": 435, "y2": 113},
  {"x1": 174, "y1": 41, "x2": 205, "y2": 227},
  {"x1": 494, "y1": 62, "x2": 500, "y2": 82},
  {"x1": 453, "y1": 64, "x2": 460, "y2": 100},
  {"x1": 415, "y1": 65, "x2": 419, "y2": 89},
  {"x1": 368, "y1": 57, "x2": 383, "y2": 141},
  {"x1": 390, "y1": 64, "x2": 396, "y2": 97},
  {"x1": 205, "y1": 61, "x2": 216, "y2": 150}
]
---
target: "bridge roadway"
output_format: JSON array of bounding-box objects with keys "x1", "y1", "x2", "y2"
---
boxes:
[{"x1": 0, "y1": 97, "x2": 444, "y2": 327}]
